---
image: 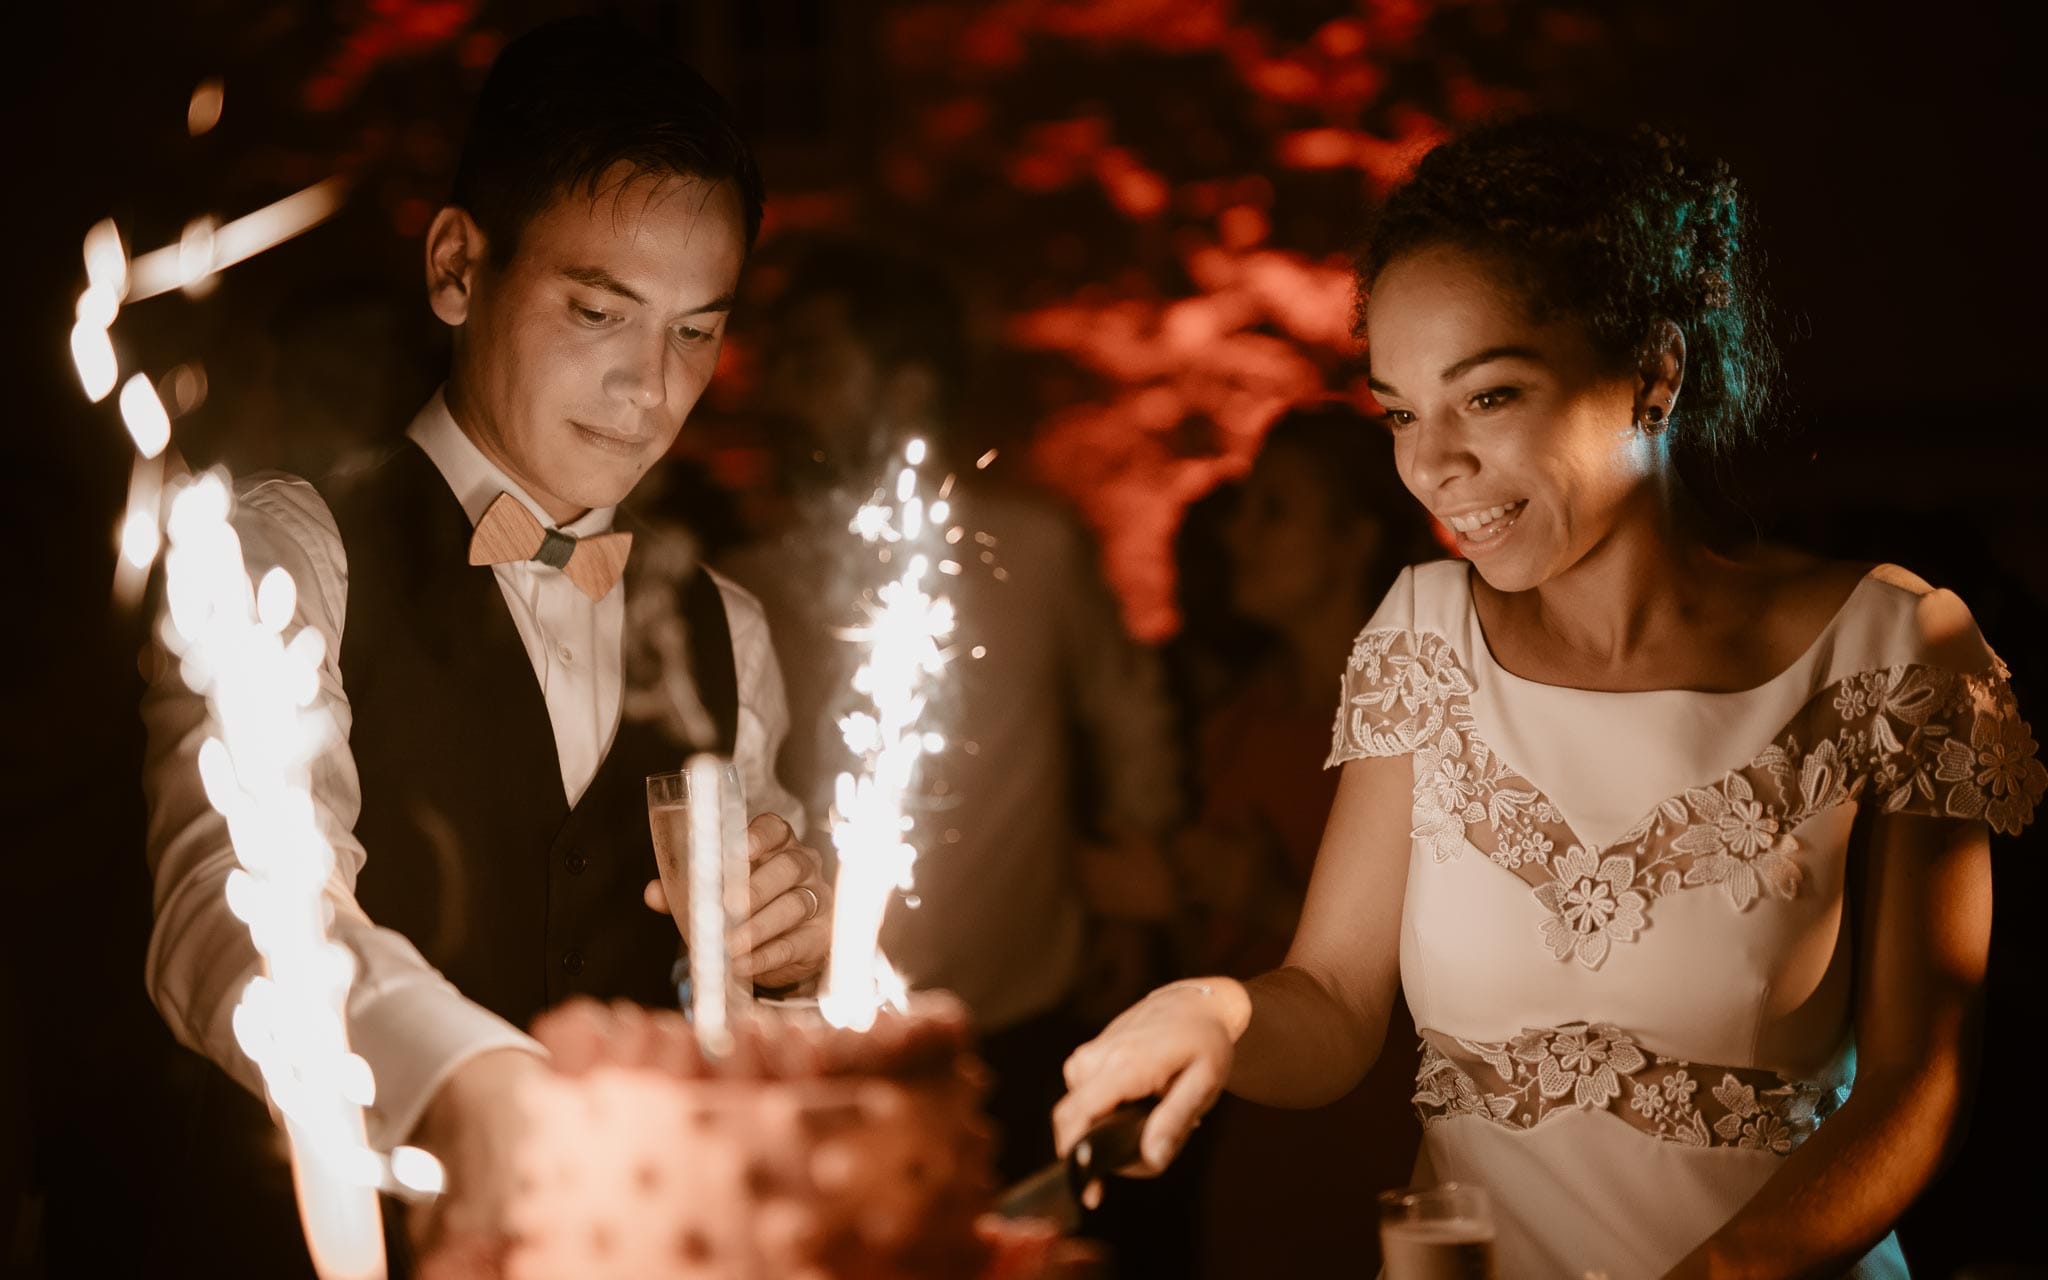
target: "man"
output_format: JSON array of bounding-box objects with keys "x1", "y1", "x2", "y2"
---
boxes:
[
  {"x1": 720, "y1": 242, "x2": 1182, "y2": 1180},
  {"x1": 141, "y1": 18, "x2": 831, "y2": 1261}
]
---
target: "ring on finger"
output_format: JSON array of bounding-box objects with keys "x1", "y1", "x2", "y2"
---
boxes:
[{"x1": 794, "y1": 885, "x2": 821, "y2": 922}]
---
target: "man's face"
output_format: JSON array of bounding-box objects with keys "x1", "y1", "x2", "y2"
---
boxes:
[{"x1": 442, "y1": 166, "x2": 748, "y2": 521}]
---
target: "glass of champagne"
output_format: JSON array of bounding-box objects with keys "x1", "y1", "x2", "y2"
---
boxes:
[
  {"x1": 646, "y1": 761, "x2": 748, "y2": 1016},
  {"x1": 1378, "y1": 1182, "x2": 1497, "y2": 1280}
]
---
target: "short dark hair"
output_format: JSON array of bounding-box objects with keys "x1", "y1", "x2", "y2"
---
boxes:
[
  {"x1": 1360, "y1": 115, "x2": 1778, "y2": 455},
  {"x1": 450, "y1": 16, "x2": 764, "y2": 267},
  {"x1": 1259, "y1": 400, "x2": 1443, "y2": 595},
  {"x1": 774, "y1": 241, "x2": 970, "y2": 422}
]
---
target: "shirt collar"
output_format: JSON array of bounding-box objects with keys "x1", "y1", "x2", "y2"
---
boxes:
[{"x1": 406, "y1": 387, "x2": 617, "y2": 538}]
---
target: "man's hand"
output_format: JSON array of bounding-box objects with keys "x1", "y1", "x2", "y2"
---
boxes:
[
  {"x1": 405, "y1": 1047, "x2": 547, "y2": 1257},
  {"x1": 643, "y1": 812, "x2": 832, "y2": 989}
]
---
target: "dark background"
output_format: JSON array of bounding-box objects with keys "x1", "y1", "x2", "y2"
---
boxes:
[{"x1": 4, "y1": 1, "x2": 2041, "y2": 1275}]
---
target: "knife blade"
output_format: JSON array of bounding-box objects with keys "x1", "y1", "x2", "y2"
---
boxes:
[{"x1": 992, "y1": 1099, "x2": 1157, "y2": 1233}]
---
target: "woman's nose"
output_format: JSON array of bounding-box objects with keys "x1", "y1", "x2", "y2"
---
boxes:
[{"x1": 1404, "y1": 419, "x2": 1476, "y2": 495}]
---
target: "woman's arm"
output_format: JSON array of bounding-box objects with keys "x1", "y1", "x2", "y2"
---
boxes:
[
  {"x1": 1053, "y1": 752, "x2": 1413, "y2": 1167},
  {"x1": 1231, "y1": 751, "x2": 1415, "y2": 1105},
  {"x1": 1662, "y1": 811, "x2": 1992, "y2": 1280}
]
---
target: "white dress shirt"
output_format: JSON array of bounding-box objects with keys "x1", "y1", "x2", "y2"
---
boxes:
[{"x1": 142, "y1": 390, "x2": 800, "y2": 1150}]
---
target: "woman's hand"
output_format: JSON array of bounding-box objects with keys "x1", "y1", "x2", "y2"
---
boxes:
[{"x1": 1052, "y1": 977, "x2": 1252, "y2": 1177}]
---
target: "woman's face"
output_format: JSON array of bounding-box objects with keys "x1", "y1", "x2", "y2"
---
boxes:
[
  {"x1": 1364, "y1": 244, "x2": 1658, "y2": 594},
  {"x1": 1226, "y1": 443, "x2": 1375, "y2": 626}
]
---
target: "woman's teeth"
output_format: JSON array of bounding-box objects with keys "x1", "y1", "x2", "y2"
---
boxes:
[{"x1": 1445, "y1": 501, "x2": 1526, "y2": 542}]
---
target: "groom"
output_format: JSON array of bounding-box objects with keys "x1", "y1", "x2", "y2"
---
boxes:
[{"x1": 139, "y1": 17, "x2": 831, "y2": 1258}]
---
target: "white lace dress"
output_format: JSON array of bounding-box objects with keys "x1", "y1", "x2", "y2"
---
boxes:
[{"x1": 1328, "y1": 561, "x2": 2045, "y2": 1279}]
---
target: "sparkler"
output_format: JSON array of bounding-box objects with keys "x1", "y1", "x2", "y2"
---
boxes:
[
  {"x1": 683, "y1": 753, "x2": 751, "y2": 1057},
  {"x1": 820, "y1": 439, "x2": 958, "y2": 1032},
  {"x1": 69, "y1": 80, "x2": 403, "y2": 1279},
  {"x1": 164, "y1": 472, "x2": 440, "y2": 1279}
]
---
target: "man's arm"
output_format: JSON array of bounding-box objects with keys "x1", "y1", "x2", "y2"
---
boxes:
[
  {"x1": 713, "y1": 571, "x2": 809, "y2": 839},
  {"x1": 141, "y1": 474, "x2": 536, "y2": 1151}
]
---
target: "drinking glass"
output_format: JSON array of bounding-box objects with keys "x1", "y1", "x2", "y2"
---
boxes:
[
  {"x1": 646, "y1": 761, "x2": 746, "y2": 925},
  {"x1": 1378, "y1": 1182, "x2": 1497, "y2": 1280}
]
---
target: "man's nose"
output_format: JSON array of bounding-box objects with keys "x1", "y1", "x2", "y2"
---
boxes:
[{"x1": 603, "y1": 330, "x2": 667, "y2": 410}]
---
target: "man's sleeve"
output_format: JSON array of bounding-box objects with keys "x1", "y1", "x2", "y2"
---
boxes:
[
  {"x1": 709, "y1": 570, "x2": 809, "y2": 841},
  {"x1": 141, "y1": 474, "x2": 537, "y2": 1151},
  {"x1": 1051, "y1": 512, "x2": 1184, "y2": 841}
]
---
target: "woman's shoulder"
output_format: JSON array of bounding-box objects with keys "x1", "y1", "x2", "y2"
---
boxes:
[{"x1": 1357, "y1": 558, "x2": 1468, "y2": 638}]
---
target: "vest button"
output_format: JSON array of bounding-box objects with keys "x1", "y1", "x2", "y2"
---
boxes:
[
  {"x1": 561, "y1": 949, "x2": 584, "y2": 976},
  {"x1": 563, "y1": 849, "x2": 587, "y2": 875}
]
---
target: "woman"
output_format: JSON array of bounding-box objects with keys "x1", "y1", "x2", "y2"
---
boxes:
[
  {"x1": 1176, "y1": 402, "x2": 1437, "y2": 1277},
  {"x1": 1055, "y1": 116, "x2": 2045, "y2": 1278}
]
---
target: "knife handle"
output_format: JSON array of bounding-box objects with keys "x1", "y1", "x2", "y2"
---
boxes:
[{"x1": 1069, "y1": 1098, "x2": 1157, "y2": 1185}]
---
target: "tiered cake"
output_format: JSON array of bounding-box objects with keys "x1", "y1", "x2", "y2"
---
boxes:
[{"x1": 418, "y1": 994, "x2": 1087, "y2": 1280}]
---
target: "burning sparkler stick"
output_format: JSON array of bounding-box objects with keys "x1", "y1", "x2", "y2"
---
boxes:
[
  {"x1": 163, "y1": 472, "x2": 441, "y2": 1279},
  {"x1": 820, "y1": 439, "x2": 957, "y2": 1032},
  {"x1": 69, "y1": 80, "x2": 405, "y2": 1279},
  {"x1": 683, "y1": 753, "x2": 752, "y2": 1056}
]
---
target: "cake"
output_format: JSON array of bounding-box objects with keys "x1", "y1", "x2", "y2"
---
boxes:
[{"x1": 416, "y1": 993, "x2": 1095, "y2": 1280}]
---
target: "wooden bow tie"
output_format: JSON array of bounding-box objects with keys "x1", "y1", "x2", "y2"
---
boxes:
[{"x1": 468, "y1": 493, "x2": 633, "y2": 601}]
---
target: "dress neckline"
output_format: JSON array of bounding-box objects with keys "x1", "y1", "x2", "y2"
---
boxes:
[{"x1": 1461, "y1": 562, "x2": 1879, "y2": 699}]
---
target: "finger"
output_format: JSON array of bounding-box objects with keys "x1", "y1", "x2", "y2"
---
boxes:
[
  {"x1": 731, "y1": 888, "x2": 809, "y2": 958},
  {"x1": 1052, "y1": 1049, "x2": 1173, "y2": 1159},
  {"x1": 743, "y1": 919, "x2": 830, "y2": 987},
  {"x1": 643, "y1": 878, "x2": 673, "y2": 915},
  {"x1": 1062, "y1": 1040, "x2": 1106, "y2": 1090},
  {"x1": 745, "y1": 812, "x2": 796, "y2": 862},
  {"x1": 746, "y1": 848, "x2": 809, "y2": 914},
  {"x1": 1141, "y1": 1055, "x2": 1223, "y2": 1170}
]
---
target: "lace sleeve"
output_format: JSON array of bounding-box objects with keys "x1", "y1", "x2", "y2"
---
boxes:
[
  {"x1": 1838, "y1": 661, "x2": 2047, "y2": 835},
  {"x1": 1326, "y1": 629, "x2": 1470, "y2": 767}
]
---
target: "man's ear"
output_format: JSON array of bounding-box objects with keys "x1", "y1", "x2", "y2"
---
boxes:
[{"x1": 425, "y1": 206, "x2": 487, "y2": 327}]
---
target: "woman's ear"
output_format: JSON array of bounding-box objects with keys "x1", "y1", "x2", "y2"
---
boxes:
[
  {"x1": 425, "y1": 206, "x2": 487, "y2": 327},
  {"x1": 1634, "y1": 319, "x2": 1686, "y2": 431}
]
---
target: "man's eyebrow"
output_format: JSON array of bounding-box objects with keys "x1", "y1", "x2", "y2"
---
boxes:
[
  {"x1": 1439, "y1": 344, "x2": 1543, "y2": 383},
  {"x1": 561, "y1": 266, "x2": 648, "y2": 306},
  {"x1": 683, "y1": 291, "x2": 736, "y2": 316},
  {"x1": 560, "y1": 267, "x2": 734, "y2": 317}
]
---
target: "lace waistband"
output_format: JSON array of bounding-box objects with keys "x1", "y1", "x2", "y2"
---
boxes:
[{"x1": 1414, "y1": 1023, "x2": 1839, "y2": 1155}]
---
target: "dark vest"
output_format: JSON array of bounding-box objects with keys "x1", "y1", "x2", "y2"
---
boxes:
[{"x1": 319, "y1": 442, "x2": 737, "y2": 1032}]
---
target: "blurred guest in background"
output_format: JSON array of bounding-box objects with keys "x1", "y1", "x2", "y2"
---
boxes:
[
  {"x1": 719, "y1": 241, "x2": 1183, "y2": 1181},
  {"x1": 1176, "y1": 401, "x2": 1436, "y2": 1277}
]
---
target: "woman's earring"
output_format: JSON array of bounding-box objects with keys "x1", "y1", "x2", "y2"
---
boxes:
[{"x1": 1640, "y1": 404, "x2": 1666, "y2": 430}]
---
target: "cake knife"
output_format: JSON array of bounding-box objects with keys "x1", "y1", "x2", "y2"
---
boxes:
[{"x1": 991, "y1": 1099, "x2": 1157, "y2": 1234}]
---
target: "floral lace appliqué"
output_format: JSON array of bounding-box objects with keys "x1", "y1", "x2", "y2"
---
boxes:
[
  {"x1": 1329, "y1": 629, "x2": 2046, "y2": 968},
  {"x1": 1414, "y1": 1023, "x2": 1832, "y2": 1155}
]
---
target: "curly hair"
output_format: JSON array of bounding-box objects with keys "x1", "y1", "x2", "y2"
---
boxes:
[{"x1": 1358, "y1": 115, "x2": 1778, "y2": 454}]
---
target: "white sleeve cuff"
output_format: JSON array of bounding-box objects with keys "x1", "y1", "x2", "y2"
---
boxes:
[{"x1": 349, "y1": 980, "x2": 542, "y2": 1151}]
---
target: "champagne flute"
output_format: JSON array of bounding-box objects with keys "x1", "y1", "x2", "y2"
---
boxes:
[
  {"x1": 1378, "y1": 1182, "x2": 1497, "y2": 1280},
  {"x1": 646, "y1": 761, "x2": 749, "y2": 1041}
]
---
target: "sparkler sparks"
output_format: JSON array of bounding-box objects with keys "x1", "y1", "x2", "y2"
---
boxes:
[
  {"x1": 162, "y1": 472, "x2": 411, "y2": 1278},
  {"x1": 70, "y1": 108, "x2": 399, "y2": 1274},
  {"x1": 819, "y1": 440, "x2": 958, "y2": 1032}
]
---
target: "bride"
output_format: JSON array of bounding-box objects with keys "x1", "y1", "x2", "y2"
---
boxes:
[{"x1": 1054, "y1": 116, "x2": 2044, "y2": 1279}]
